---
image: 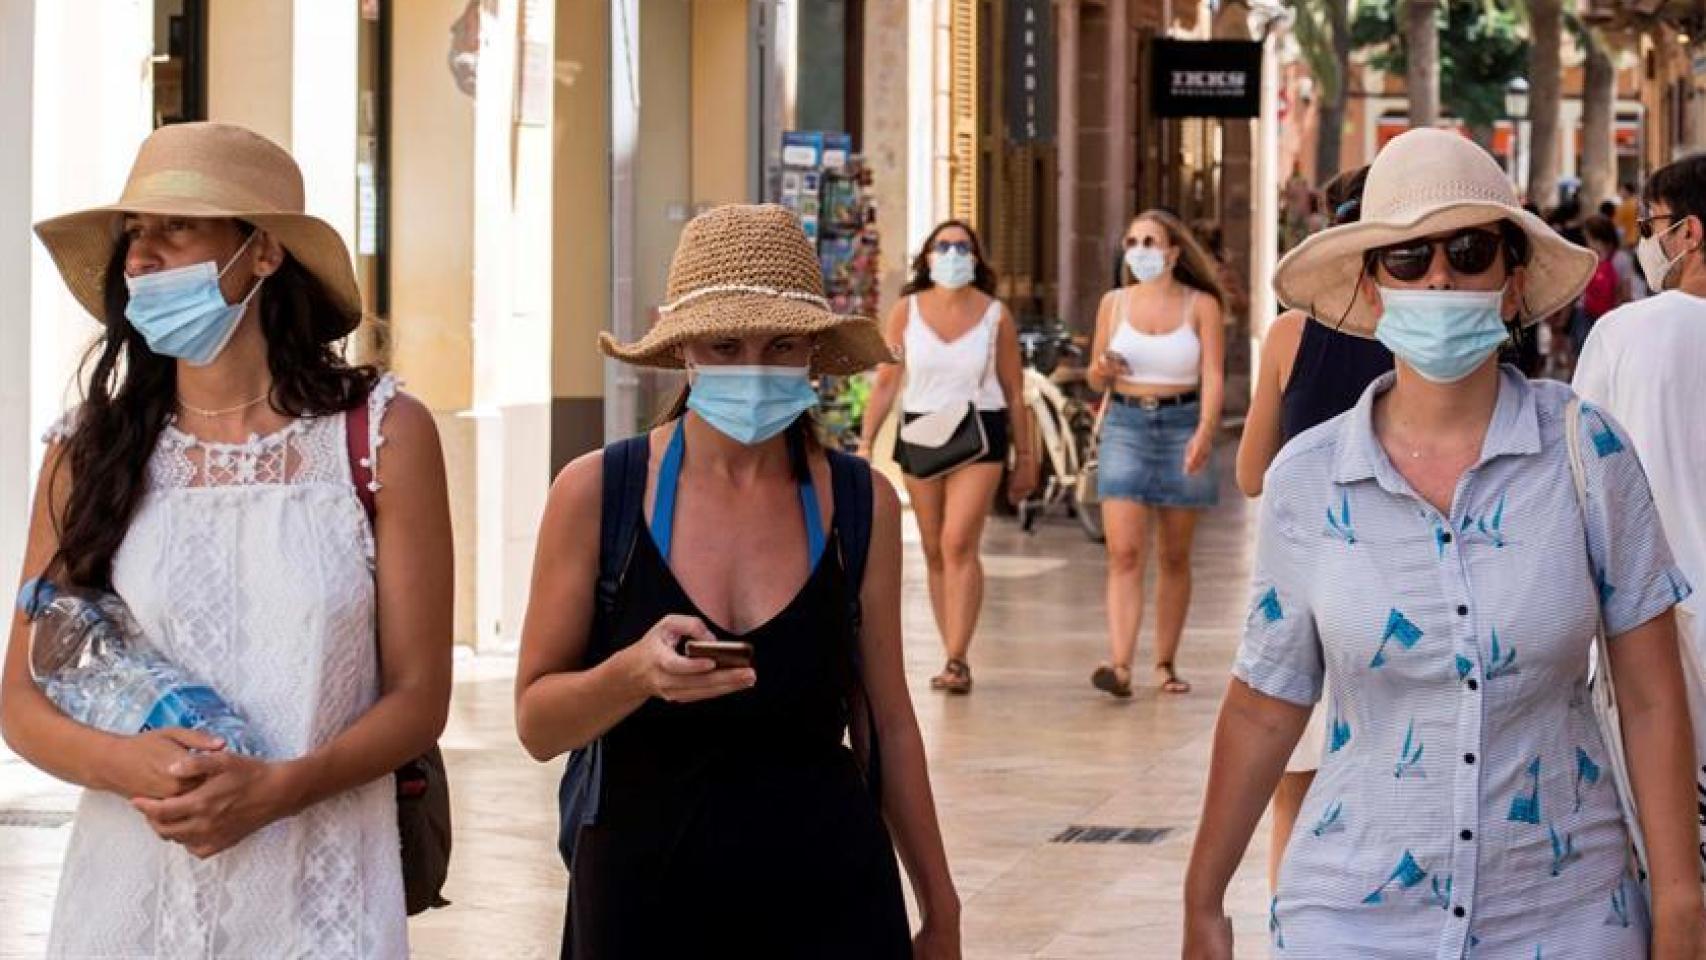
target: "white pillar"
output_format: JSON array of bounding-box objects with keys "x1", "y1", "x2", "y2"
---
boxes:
[
  {"x1": 905, "y1": 0, "x2": 936, "y2": 251},
  {"x1": 291, "y1": 1, "x2": 359, "y2": 249},
  {"x1": 28, "y1": 0, "x2": 152, "y2": 481},
  {"x1": 1251, "y1": 27, "x2": 1279, "y2": 339},
  {"x1": 1, "y1": 0, "x2": 38, "y2": 587},
  {"x1": 470, "y1": 0, "x2": 554, "y2": 650},
  {"x1": 607, "y1": 0, "x2": 640, "y2": 442}
]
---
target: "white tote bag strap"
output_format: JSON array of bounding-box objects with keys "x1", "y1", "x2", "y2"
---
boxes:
[{"x1": 1566, "y1": 397, "x2": 1652, "y2": 882}]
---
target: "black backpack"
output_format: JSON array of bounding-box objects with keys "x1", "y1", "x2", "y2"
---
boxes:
[{"x1": 556, "y1": 436, "x2": 881, "y2": 868}]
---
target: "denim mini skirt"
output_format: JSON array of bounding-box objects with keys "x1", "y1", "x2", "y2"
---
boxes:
[{"x1": 1097, "y1": 397, "x2": 1219, "y2": 508}]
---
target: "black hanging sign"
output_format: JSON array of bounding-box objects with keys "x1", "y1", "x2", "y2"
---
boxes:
[
  {"x1": 1004, "y1": 0, "x2": 1056, "y2": 144},
  {"x1": 1151, "y1": 39, "x2": 1263, "y2": 119}
]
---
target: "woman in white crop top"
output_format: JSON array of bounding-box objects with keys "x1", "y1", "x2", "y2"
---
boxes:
[
  {"x1": 860, "y1": 221, "x2": 1036, "y2": 694},
  {"x1": 1083, "y1": 210, "x2": 1226, "y2": 699}
]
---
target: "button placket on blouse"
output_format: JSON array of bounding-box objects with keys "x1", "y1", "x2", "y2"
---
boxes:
[{"x1": 1432, "y1": 488, "x2": 1485, "y2": 958}]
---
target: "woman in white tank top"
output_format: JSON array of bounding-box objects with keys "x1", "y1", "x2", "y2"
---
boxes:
[
  {"x1": 859, "y1": 221, "x2": 1037, "y2": 694},
  {"x1": 1083, "y1": 210, "x2": 1227, "y2": 699}
]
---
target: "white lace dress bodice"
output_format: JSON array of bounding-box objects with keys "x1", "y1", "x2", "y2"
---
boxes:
[{"x1": 46, "y1": 377, "x2": 408, "y2": 959}]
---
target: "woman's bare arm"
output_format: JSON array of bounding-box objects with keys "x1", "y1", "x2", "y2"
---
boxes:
[
  {"x1": 1235, "y1": 311, "x2": 1305, "y2": 497},
  {"x1": 859, "y1": 472, "x2": 960, "y2": 929},
  {"x1": 1607, "y1": 611, "x2": 1705, "y2": 957},
  {"x1": 859, "y1": 300, "x2": 909, "y2": 454}
]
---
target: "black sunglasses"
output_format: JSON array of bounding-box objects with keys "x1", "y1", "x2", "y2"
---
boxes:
[
  {"x1": 1637, "y1": 214, "x2": 1678, "y2": 240},
  {"x1": 1369, "y1": 229, "x2": 1507, "y2": 283},
  {"x1": 934, "y1": 240, "x2": 974, "y2": 255}
]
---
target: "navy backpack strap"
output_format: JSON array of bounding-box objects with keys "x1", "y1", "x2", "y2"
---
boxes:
[
  {"x1": 828, "y1": 450, "x2": 882, "y2": 801},
  {"x1": 561, "y1": 434, "x2": 650, "y2": 871},
  {"x1": 597, "y1": 435, "x2": 651, "y2": 619}
]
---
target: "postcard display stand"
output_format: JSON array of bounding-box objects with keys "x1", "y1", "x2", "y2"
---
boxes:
[{"x1": 778, "y1": 131, "x2": 880, "y2": 450}]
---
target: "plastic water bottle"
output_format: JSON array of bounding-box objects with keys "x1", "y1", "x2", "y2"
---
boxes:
[{"x1": 18, "y1": 579, "x2": 266, "y2": 757}]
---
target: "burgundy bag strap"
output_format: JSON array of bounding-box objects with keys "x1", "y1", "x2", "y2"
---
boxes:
[{"x1": 347, "y1": 393, "x2": 377, "y2": 524}]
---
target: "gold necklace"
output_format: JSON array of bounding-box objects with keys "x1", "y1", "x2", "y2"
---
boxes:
[{"x1": 179, "y1": 392, "x2": 269, "y2": 419}]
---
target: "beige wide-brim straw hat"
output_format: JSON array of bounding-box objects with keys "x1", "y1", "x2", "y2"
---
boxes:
[
  {"x1": 1273, "y1": 127, "x2": 1597, "y2": 338},
  {"x1": 34, "y1": 122, "x2": 363, "y2": 342},
  {"x1": 599, "y1": 203, "x2": 895, "y2": 376}
]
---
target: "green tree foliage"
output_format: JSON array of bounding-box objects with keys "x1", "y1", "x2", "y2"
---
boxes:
[{"x1": 1352, "y1": 0, "x2": 1528, "y2": 133}]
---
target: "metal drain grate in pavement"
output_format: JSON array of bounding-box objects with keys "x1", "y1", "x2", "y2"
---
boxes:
[
  {"x1": 0, "y1": 810, "x2": 74, "y2": 828},
  {"x1": 1050, "y1": 825, "x2": 1172, "y2": 845}
]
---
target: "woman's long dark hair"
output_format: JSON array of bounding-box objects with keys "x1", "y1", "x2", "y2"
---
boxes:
[
  {"x1": 901, "y1": 220, "x2": 998, "y2": 297},
  {"x1": 48, "y1": 227, "x2": 377, "y2": 589}
]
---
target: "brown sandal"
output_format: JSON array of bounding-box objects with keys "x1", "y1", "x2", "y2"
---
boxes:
[
  {"x1": 931, "y1": 659, "x2": 973, "y2": 694},
  {"x1": 1155, "y1": 661, "x2": 1192, "y2": 695},
  {"x1": 1091, "y1": 663, "x2": 1134, "y2": 699}
]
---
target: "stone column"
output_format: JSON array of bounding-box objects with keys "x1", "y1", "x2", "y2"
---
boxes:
[
  {"x1": 551, "y1": 0, "x2": 611, "y2": 471},
  {"x1": 1214, "y1": 0, "x2": 1253, "y2": 419},
  {"x1": 390, "y1": 0, "x2": 479, "y2": 646},
  {"x1": 1056, "y1": 0, "x2": 1079, "y2": 331}
]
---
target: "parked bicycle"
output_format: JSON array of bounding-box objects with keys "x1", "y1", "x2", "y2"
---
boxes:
[{"x1": 1012, "y1": 318, "x2": 1106, "y2": 542}]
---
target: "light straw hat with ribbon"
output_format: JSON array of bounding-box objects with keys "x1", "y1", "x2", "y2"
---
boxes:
[
  {"x1": 34, "y1": 122, "x2": 363, "y2": 342},
  {"x1": 1273, "y1": 127, "x2": 1596, "y2": 338},
  {"x1": 599, "y1": 203, "x2": 894, "y2": 376}
]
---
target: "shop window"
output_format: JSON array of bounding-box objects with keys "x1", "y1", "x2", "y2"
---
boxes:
[
  {"x1": 795, "y1": 0, "x2": 864, "y2": 146},
  {"x1": 152, "y1": 0, "x2": 207, "y2": 127}
]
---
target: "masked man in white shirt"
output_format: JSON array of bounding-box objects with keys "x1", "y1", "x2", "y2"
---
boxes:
[{"x1": 1574, "y1": 152, "x2": 1706, "y2": 723}]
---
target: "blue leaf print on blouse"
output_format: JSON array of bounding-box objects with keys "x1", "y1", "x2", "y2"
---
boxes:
[
  {"x1": 1428, "y1": 874, "x2": 1453, "y2": 910},
  {"x1": 1371, "y1": 609, "x2": 1424, "y2": 668},
  {"x1": 1254, "y1": 587, "x2": 1285, "y2": 625},
  {"x1": 1394, "y1": 720, "x2": 1426, "y2": 780},
  {"x1": 1668, "y1": 569, "x2": 1688, "y2": 605},
  {"x1": 1485, "y1": 629, "x2": 1519, "y2": 680},
  {"x1": 1455, "y1": 654, "x2": 1474, "y2": 681},
  {"x1": 1311, "y1": 800, "x2": 1345, "y2": 837},
  {"x1": 1326, "y1": 492, "x2": 1357, "y2": 544},
  {"x1": 1461, "y1": 494, "x2": 1508, "y2": 548},
  {"x1": 1508, "y1": 757, "x2": 1542, "y2": 824},
  {"x1": 1585, "y1": 407, "x2": 1626, "y2": 458},
  {"x1": 1330, "y1": 713, "x2": 1352, "y2": 754},
  {"x1": 1269, "y1": 896, "x2": 1285, "y2": 949},
  {"x1": 1363, "y1": 850, "x2": 1428, "y2": 904},
  {"x1": 1549, "y1": 823, "x2": 1581, "y2": 876},
  {"x1": 1605, "y1": 880, "x2": 1634, "y2": 928},
  {"x1": 1434, "y1": 523, "x2": 1451, "y2": 558},
  {"x1": 1574, "y1": 748, "x2": 1601, "y2": 812},
  {"x1": 1595, "y1": 567, "x2": 1616, "y2": 607}
]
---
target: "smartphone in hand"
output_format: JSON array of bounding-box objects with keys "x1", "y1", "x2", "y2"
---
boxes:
[{"x1": 681, "y1": 639, "x2": 755, "y2": 670}]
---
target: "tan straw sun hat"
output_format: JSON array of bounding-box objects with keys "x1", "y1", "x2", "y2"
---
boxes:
[
  {"x1": 33, "y1": 122, "x2": 363, "y2": 342},
  {"x1": 598, "y1": 203, "x2": 894, "y2": 376},
  {"x1": 1273, "y1": 127, "x2": 1596, "y2": 337}
]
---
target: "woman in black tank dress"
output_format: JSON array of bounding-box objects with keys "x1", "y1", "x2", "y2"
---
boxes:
[
  {"x1": 1234, "y1": 167, "x2": 1393, "y2": 894},
  {"x1": 514, "y1": 205, "x2": 960, "y2": 959}
]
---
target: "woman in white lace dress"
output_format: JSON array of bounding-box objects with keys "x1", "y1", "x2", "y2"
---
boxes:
[{"x1": 1, "y1": 123, "x2": 452, "y2": 958}]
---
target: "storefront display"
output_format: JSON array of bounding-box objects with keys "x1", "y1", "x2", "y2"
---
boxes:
[{"x1": 776, "y1": 130, "x2": 882, "y2": 449}]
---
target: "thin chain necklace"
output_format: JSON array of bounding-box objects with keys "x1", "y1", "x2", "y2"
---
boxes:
[{"x1": 178, "y1": 392, "x2": 270, "y2": 419}]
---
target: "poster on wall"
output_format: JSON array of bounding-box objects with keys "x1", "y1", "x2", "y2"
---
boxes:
[{"x1": 1151, "y1": 39, "x2": 1263, "y2": 119}]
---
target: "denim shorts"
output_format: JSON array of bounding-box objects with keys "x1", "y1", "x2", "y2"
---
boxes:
[{"x1": 1097, "y1": 397, "x2": 1219, "y2": 508}]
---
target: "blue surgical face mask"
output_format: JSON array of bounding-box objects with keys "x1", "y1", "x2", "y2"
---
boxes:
[
  {"x1": 1125, "y1": 247, "x2": 1168, "y2": 283},
  {"x1": 687, "y1": 364, "x2": 818, "y2": 445},
  {"x1": 930, "y1": 250, "x2": 976, "y2": 290},
  {"x1": 1374, "y1": 286, "x2": 1511, "y2": 384},
  {"x1": 124, "y1": 233, "x2": 263, "y2": 367}
]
